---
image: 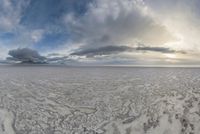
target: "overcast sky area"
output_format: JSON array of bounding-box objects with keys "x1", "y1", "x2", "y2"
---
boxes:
[{"x1": 1, "y1": 0, "x2": 200, "y2": 65}]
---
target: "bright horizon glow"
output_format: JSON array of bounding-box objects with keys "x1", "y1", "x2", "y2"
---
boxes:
[{"x1": 164, "y1": 54, "x2": 177, "y2": 59}]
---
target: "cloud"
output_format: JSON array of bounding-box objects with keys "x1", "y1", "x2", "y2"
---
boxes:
[
  {"x1": 136, "y1": 46, "x2": 174, "y2": 53},
  {"x1": 0, "y1": 0, "x2": 46, "y2": 58},
  {"x1": 136, "y1": 46, "x2": 186, "y2": 54},
  {"x1": 0, "y1": 0, "x2": 197, "y2": 65},
  {"x1": 6, "y1": 48, "x2": 78, "y2": 64},
  {"x1": 70, "y1": 45, "x2": 186, "y2": 57},
  {"x1": 144, "y1": 0, "x2": 200, "y2": 52},
  {"x1": 31, "y1": 29, "x2": 45, "y2": 43},
  {"x1": 71, "y1": 46, "x2": 132, "y2": 57},
  {"x1": 64, "y1": 0, "x2": 175, "y2": 50},
  {"x1": 7, "y1": 48, "x2": 46, "y2": 63},
  {"x1": 46, "y1": 55, "x2": 69, "y2": 63},
  {"x1": 59, "y1": 0, "x2": 182, "y2": 64},
  {"x1": 0, "y1": 0, "x2": 30, "y2": 31}
]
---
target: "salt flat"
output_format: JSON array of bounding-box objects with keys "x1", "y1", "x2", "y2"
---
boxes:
[{"x1": 0, "y1": 66, "x2": 200, "y2": 134}]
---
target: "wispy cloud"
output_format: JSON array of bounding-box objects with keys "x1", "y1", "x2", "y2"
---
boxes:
[{"x1": 0, "y1": 0, "x2": 30, "y2": 31}]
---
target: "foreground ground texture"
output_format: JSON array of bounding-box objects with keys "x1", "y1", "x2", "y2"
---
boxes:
[{"x1": 0, "y1": 66, "x2": 200, "y2": 134}]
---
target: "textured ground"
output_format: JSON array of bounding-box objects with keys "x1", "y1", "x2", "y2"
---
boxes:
[{"x1": 0, "y1": 65, "x2": 200, "y2": 134}]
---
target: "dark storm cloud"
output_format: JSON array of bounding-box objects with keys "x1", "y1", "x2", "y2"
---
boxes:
[
  {"x1": 70, "y1": 45, "x2": 186, "y2": 57},
  {"x1": 7, "y1": 48, "x2": 46, "y2": 63}
]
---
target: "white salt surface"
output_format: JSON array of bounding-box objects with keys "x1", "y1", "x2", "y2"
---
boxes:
[
  {"x1": 0, "y1": 66, "x2": 200, "y2": 134},
  {"x1": 0, "y1": 109, "x2": 15, "y2": 134}
]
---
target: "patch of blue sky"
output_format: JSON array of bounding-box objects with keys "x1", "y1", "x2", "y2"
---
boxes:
[
  {"x1": 0, "y1": 32, "x2": 16, "y2": 45},
  {"x1": 20, "y1": 0, "x2": 92, "y2": 29}
]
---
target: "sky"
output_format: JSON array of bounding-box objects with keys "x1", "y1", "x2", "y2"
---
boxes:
[{"x1": 1, "y1": 0, "x2": 200, "y2": 65}]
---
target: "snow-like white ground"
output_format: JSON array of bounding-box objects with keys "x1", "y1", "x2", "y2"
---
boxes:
[{"x1": 0, "y1": 65, "x2": 200, "y2": 134}]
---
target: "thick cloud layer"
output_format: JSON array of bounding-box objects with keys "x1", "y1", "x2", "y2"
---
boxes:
[
  {"x1": 61, "y1": 0, "x2": 186, "y2": 64},
  {"x1": 71, "y1": 45, "x2": 185, "y2": 57},
  {"x1": 7, "y1": 48, "x2": 46, "y2": 63},
  {"x1": 65, "y1": 0, "x2": 174, "y2": 49},
  {"x1": 71, "y1": 46, "x2": 132, "y2": 57}
]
